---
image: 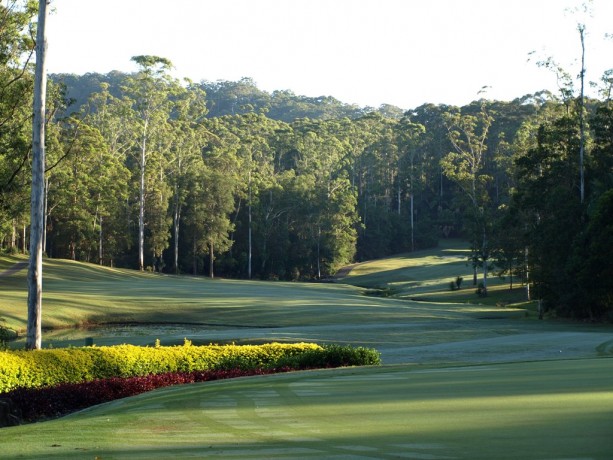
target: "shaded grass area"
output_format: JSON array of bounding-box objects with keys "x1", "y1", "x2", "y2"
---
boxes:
[
  {"x1": 2, "y1": 247, "x2": 529, "y2": 350},
  {"x1": 0, "y1": 255, "x2": 388, "y2": 332},
  {"x1": 341, "y1": 239, "x2": 530, "y2": 309},
  {"x1": 2, "y1": 358, "x2": 612, "y2": 459}
]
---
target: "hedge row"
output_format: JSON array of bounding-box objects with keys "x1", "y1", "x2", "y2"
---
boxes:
[
  {"x1": 0, "y1": 341, "x2": 381, "y2": 393},
  {"x1": 7, "y1": 368, "x2": 293, "y2": 423}
]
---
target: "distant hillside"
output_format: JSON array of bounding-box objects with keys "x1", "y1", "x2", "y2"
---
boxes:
[{"x1": 51, "y1": 73, "x2": 405, "y2": 122}]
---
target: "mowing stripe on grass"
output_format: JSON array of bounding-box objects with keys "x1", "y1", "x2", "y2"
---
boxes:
[{"x1": 2, "y1": 358, "x2": 612, "y2": 459}]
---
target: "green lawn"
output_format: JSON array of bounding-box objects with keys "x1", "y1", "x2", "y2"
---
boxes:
[
  {"x1": 340, "y1": 239, "x2": 530, "y2": 308},
  {"x1": 3, "y1": 359, "x2": 612, "y2": 459},
  {"x1": 1, "y1": 242, "x2": 612, "y2": 459}
]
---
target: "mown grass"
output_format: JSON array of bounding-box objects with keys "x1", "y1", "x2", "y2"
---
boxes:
[
  {"x1": 1, "y1": 242, "x2": 612, "y2": 459},
  {"x1": 341, "y1": 239, "x2": 531, "y2": 309},
  {"x1": 2, "y1": 359, "x2": 612, "y2": 459},
  {"x1": 0, "y1": 255, "x2": 388, "y2": 332},
  {"x1": 1, "y1": 245, "x2": 527, "y2": 349}
]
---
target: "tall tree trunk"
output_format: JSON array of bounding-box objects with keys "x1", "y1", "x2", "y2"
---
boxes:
[
  {"x1": 209, "y1": 241, "x2": 214, "y2": 279},
  {"x1": 397, "y1": 185, "x2": 401, "y2": 215},
  {"x1": 192, "y1": 235, "x2": 197, "y2": 276},
  {"x1": 11, "y1": 220, "x2": 16, "y2": 249},
  {"x1": 42, "y1": 176, "x2": 49, "y2": 254},
  {"x1": 578, "y1": 24, "x2": 586, "y2": 204},
  {"x1": 248, "y1": 171, "x2": 252, "y2": 279},
  {"x1": 138, "y1": 122, "x2": 148, "y2": 271},
  {"x1": 99, "y1": 215, "x2": 103, "y2": 265},
  {"x1": 26, "y1": 0, "x2": 49, "y2": 350},
  {"x1": 173, "y1": 190, "x2": 180, "y2": 274},
  {"x1": 316, "y1": 225, "x2": 321, "y2": 279},
  {"x1": 410, "y1": 192, "x2": 414, "y2": 252},
  {"x1": 525, "y1": 246, "x2": 531, "y2": 301},
  {"x1": 482, "y1": 227, "x2": 488, "y2": 293}
]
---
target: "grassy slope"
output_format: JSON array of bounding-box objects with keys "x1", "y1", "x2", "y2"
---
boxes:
[
  {"x1": 2, "y1": 247, "x2": 527, "y2": 349},
  {"x1": 341, "y1": 239, "x2": 532, "y2": 307},
  {"x1": 1, "y1": 255, "x2": 391, "y2": 331},
  {"x1": 2, "y1": 244, "x2": 613, "y2": 459}
]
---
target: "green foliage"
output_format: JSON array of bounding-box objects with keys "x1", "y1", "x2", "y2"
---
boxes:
[
  {"x1": 0, "y1": 317, "x2": 15, "y2": 350},
  {"x1": 276, "y1": 344, "x2": 381, "y2": 369},
  {"x1": 0, "y1": 342, "x2": 380, "y2": 393},
  {"x1": 1, "y1": 27, "x2": 611, "y2": 319}
]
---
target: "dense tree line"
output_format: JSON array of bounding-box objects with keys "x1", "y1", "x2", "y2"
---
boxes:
[{"x1": 1, "y1": 1, "x2": 611, "y2": 320}]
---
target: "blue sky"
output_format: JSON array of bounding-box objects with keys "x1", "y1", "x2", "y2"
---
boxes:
[{"x1": 46, "y1": 0, "x2": 613, "y2": 109}]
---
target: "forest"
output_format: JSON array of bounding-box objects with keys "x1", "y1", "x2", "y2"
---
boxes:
[{"x1": 1, "y1": 2, "x2": 612, "y2": 321}]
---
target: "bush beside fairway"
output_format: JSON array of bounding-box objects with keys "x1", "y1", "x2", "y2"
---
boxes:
[{"x1": 0, "y1": 342, "x2": 380, "y2": 393}]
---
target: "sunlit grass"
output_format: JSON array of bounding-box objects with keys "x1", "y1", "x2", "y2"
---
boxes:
[{"x1": 3, "y1": 359, "x2": 612, "y2": 459}]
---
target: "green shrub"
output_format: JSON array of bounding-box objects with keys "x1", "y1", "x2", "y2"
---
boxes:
[
  {"x1": 0, "y1": 340, "x2": 381, "y2": 393},
  {"x1": 0, "y1": 342, "x2": 380, "y2": 393},
  {"x1": 277, "y1": 344, "x2": 381, "y2": 369},
  {"x1": 0, "y1": 317, "x2": 16, "y2": 350}
]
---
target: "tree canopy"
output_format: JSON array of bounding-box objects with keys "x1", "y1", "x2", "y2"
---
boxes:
[{"x1": 1, "y1": 1, "x2": 612, "y2": 323}]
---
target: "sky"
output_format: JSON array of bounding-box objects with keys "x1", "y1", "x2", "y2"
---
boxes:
[{"x1": 45, "y1": 0, "x2": 613, "y2": 110}]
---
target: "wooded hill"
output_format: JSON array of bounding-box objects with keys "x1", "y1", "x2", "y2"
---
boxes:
[
  {"x1": 1, "y1": 4, "x2": 612, "y2": 321},
  {"x1": 53, "y1": 73, "x2": 404, "y2": 122}
]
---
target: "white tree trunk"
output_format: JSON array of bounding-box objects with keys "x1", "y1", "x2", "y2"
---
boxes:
[
  {"x1": 26, "y1": 0, "x2": 49, "y2": 350},
  {"x1": 43, "y1": 176, "x2": 49, "y2": 253},
  {"x1": 578, "y1": 24, "x2": 586, "y2": 204},
  {"x1": 138, "y1": 124, "x2": 147, "y2": 271},
  {"x1": 209, "y1": 241, "x2": 214, "y2": 279},
  {"x1": 247, "y1": 171, "x2": 252, "y2": 279},
  {"x1": 173, "y1": 198, "x2": 180, "y2": 274},
  {"x1": 99, "y1": 215, "x2": 103, "y2": 265},
  {"x1": 11, "y1": 220, "x2": 16, "y2": 249},
  {"x1": 525, "y1": 246, "x2": 531, "y2": 301},
  {"x1": 410, "y1": 193, "x2": 414, "y2": 252}
]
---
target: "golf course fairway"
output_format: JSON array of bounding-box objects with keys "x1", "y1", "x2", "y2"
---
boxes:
[
  {"x1": 1, "y1": 242, "x2": 612, "y2": 459},
  {"x1": 2, "y1": 358, "x2": 612, "y2": 459}
]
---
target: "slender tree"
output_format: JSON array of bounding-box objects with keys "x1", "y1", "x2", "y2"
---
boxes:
[
  {"x1": 578, "y1": 23, "x2": 586, "y2": 204},
  {"x1": 442, "y1": 102, "x2": 493, "y2": 290},
  {"x1": 123, "y1": 55, "x2": 175, "y2": 271},
  {"x1": 26, "y1": 0, "x2": 48, "y2": 350}
]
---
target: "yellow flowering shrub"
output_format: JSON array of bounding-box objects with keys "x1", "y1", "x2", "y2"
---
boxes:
[{"x1": 0, "y1": 342, "x2": 325, "y2": 393}]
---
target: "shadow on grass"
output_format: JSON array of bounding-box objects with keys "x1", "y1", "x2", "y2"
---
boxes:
[{"x1": 8, "y1": 407, "x2": 613, "y2": 460}]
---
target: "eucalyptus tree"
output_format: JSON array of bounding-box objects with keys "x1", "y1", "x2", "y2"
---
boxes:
[
  {"x1": 395, "y1": 117, "x2": 426, "y2": 251},
  {"x1": 341, "y1": 112, "x2": 394, "y2": 259},
  {"x1": 442, "y1": 102, "x2": 494, "y2": 289},
  {"x1": 511, "y1": 101, "x2": 586, "y2": 316},
  {"x1": 182, "y1": 152, "x2": 236, "y2": 278},
  {"x1": 122, "y1": 55, "x2": 178, "y2": 271},
  {"x1": 285, "y1": 118, "x2": 358, "y2": 277},
  {"x1": 78, "y1": 82, "x2": 138, "y2": 265},
  {"x1": 207, "y1": 113, "x2": 288, "y2": 278},
  {"x1": 26, "y1": 0, "x2": 48, "y2": 349},
  {"x1": 167, "y1": 81, "x2": 209, "y2": 273},
  {"x1": 0, "y1": 0, "x2": 37, "y2": 222}
]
